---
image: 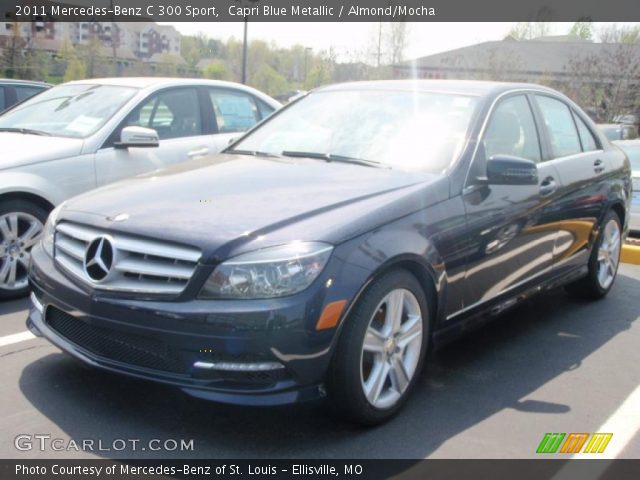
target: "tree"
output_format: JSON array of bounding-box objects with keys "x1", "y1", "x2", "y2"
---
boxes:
[
  {"x1": 22, "y1": 50, "x2": 51, "y2": 81},
  {"x1": 63, "y1": 56, "x2": 86, "y2": 81},
  {"x1": 252, "y1": 64, "x2": 288, "y2": 96},
  {"x1": 386, "y1": 22, "x2": 409, "y2": 65},
  {"x1": 77, "y1": 37, "x2": 102, "y2": 78},
  {"x1": 2, "y1": 22, "x2": 25, "y2": 79},
  {"x1": 508, "y1": 22, "x2": 551, "y2": 40},
  {"x1": 569, "y1": 20, "x2": 593, "y2": 41},
  {"x1": 598, "y1": 24, "x2": 640, "y2": 44},
  {"x1": 565, "y1": 43, "x2": 640, "y2": 121},
  {"x1": 203, "y1": 60, "x2": 228, "y2": 80},
  {"x1": 153, "y1": 53, "x2": 181, "y2": 76}
]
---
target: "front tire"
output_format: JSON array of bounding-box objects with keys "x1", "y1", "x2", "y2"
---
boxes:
[
  {"x1": 0, "y1": 200, "x2": 49, "y2": 300},
  {"x1": 566, "y1": 210, "x2": 622, "y2": 300},
  {"x1": 326, "y1": 270, "x2": 430, "y2": 425}
]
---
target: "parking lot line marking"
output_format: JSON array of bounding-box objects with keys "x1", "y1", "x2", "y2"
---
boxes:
[
  {"x1": 551, "y1": 385, "x2": 640, "y2": 479},
  {"x1": 572, "y1": 383, "x2": 640, "y2": 459},
  {"x1": 0, "y1": 331, "x2": 35, "y2": 347}
]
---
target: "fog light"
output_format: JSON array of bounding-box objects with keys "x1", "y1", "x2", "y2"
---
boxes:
[{"x1": 193, "y1": 361, "x2": 285, "y2": 371}]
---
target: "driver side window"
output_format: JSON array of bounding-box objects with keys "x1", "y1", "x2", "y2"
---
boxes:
[
  {"x1": 123, "y1": 88, "x2": 202, "y2": 140},
  {"x1": 469, "y1": 95, "x2": 541, "y2": 181}
]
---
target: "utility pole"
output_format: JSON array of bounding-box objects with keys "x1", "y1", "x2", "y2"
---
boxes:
[
  {"x1": 110, "y1": 0, "x2": 118, "y2": 76},
  {"x1": 304, "y1": 47, "x2": 312, "y2": 86},
  {"x1": 241, "y1": 16, "x2": 248, "y2": 84},
  {"x1": 377, "y1": 20, "x2": 382, "y2": 67}
]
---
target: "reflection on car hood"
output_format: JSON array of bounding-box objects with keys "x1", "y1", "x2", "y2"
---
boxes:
[
  {"x1": 0, "y1": 133, "x2": 84, "y2": 169},
  {"x1": 62, "y1": 154, "x2": 443, "y2": 259}
]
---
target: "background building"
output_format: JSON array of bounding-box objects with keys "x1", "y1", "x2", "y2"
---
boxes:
[{"x1": 395, "y1": 36, "x2": 640, "y2": 121}]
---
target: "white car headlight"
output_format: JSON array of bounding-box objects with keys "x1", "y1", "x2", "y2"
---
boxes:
[
  {"x1": 199, "y1": 242, "x2": 333, "y2": 299},
  {"x1": 41, "y1": 203, "x2": 64, "y2": 258}
]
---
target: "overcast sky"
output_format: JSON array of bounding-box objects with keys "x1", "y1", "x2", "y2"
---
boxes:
[{"x1": 163, "y1": 22, "x2": 583, "y2": 62}]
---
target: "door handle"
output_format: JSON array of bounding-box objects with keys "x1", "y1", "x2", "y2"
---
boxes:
[
  {"x1": 594, "y1": 159, "x2": 605, "y2": 174},
  {"x1": 539, "y1": 177, "x2": 557, "y2": 197},
  {"x1": 188, "y1": 147, "x2": 209, "y2": 158}
]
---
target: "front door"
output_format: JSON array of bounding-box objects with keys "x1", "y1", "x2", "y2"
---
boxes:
[
  {"x1": 459, "y1": 94, "x2": 562, "y2": 312},
  {"x1": 94, "y1": 87, "x2": 213, "y2": 186}
]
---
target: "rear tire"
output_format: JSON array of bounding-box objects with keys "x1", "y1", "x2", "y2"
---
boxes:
[
  {"x1": 565, "y1": 210, "x2": 622, "y2": 300},
  {"x1": 0, "y1": 199, "x2": 49, "y2": 300},
  {"x1": 326, "y1": 270, "x2": 430, "y2": 426}
]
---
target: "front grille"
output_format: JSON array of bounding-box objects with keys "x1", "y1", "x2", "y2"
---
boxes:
[
  {"x1": 45, "y1": 307, "x2": 186, "y2": 374},
  {"x1": 54, "y1": 222, "x2": 201, "y2": 295}
]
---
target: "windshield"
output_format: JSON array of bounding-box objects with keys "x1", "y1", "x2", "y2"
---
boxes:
[
  {"x1": 0, "y1": 84, "x2": 138, "y2": 138},
  {"x1": 230, "y1": 89, "x2": 478, "y2": 173}
]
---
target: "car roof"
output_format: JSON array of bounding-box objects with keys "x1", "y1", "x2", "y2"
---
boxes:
[
  {"x1": 65, "y1": 77, "x2": 258, "y2": 91},
  {"x1": 60, "y1": 77, "x2": 281, "y2": 106},
  {"x1": 315, "y1": 79, "x2": 559, "y2": 97},
  {"x1": 0, "y1": 79, "x2": 51, "y2": 87}
]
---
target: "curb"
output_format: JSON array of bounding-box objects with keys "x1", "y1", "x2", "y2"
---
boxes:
[{"x1": 621, "y1": 244, "x2": 640, "y2": 265}]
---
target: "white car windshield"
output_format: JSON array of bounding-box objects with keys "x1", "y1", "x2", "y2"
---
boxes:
[
  {"x1": 0, "y1": 84, "x2": 138, "y2": 138},
  {"x1": 230, "y1": 89, "x2": 478, "y2": 173}
]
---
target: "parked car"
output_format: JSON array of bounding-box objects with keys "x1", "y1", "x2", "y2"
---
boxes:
[
  {"x1": 613, "y1": 113, "x2": 640, "y2": 135},
  {"x1": 597, "y1": 123, "x2": 638, "y2": 141},
  {"x1": 0, "y1": 77, "x2": 280, "y2": 298},
  {"x1": 0, "y1": 79, "x2": 50, "y2": 112},
  {"x1": 27, "y1": 81, "x2": 630, "y2": 425},
  {"x1": 613, "y1": 140, "x2": 640, "y2": 233}
]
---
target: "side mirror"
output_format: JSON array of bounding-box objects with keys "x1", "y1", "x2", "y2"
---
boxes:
[
  {"x1": 486, "y1": 155, "x2": 538, "y2": 186},
  {"x1": 115, "y1": 126, "x2": 159, "y2": 149}
]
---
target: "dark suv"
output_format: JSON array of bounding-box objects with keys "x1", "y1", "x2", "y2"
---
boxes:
[
  {"x1": 27, "y1": 81, "x2": 631, "y2": 425},
  {"x1": 0, "y1": 79, "x2": 50, "y2": 111}
]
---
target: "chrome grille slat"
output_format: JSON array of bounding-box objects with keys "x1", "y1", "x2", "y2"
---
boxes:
[
  {"x1": 54, "y1": 222, "x2": 201, "y2": 295},
  {"x1": 115, "y1": 258, "x2": 193, "y2": 279},
  {"x1": 55, "y1": 237, "x2": 85, "y2": 260}
]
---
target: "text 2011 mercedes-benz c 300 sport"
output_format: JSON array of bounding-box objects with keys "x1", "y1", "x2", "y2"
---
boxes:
[{"x1": 27, "y1": 81, "x2": 631, "y2": 425}]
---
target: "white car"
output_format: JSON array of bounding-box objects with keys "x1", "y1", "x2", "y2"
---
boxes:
[{"x1": 0, "y1": 77, "x2": 281, "y2": 298}]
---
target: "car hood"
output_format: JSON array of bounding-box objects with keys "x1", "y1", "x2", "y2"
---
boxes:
[
  {"x1": 62, "y1": 154, "x2": 446, "y2": 261},
  {"x1": 0, "y1": 133, "x2": 84, "y2": 169}
]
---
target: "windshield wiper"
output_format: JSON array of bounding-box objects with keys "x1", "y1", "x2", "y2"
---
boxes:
[
  {"x1": 226, "y1": 149, "x2": 282, "y2": 158},
  {"x1": 281, "y1": 151, "x2": 386, "y2": 168},
  {"x1": 0, "y1": 127, "x2": 51, "y2": 136}
]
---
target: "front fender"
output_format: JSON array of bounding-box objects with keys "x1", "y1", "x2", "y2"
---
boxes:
[{"x1": 0, "y1": 171, "x2": 64, "y2": 206}]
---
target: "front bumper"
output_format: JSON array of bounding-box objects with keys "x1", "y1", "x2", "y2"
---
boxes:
[{"x1": 28, "y1": 244, "x2": 363, "y2": 406}]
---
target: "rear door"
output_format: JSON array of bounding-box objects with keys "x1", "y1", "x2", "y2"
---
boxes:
[
  {"x1": 94, "y1": 87, "x2": 214, "y2": 186},
  {"x1": 205, "y1": 87, "x2": 273, "y2": 150},
  {"x1": 459, "y1": 93, "x2": 563, "y2": 311},
  {"x1": 532, "y1": 94, "x2": 610, "y2": 273}
]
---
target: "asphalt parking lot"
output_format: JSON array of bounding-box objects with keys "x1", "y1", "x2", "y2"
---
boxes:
[{"x1": 1, "y1": 264, "x2": 639, "y2": 460}]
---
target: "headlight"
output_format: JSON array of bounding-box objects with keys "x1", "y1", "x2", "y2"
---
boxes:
[
  {"x1": 199, "y1": 242, "x2": 333, "y2": 299},
  {"x1": 41, "y1": 203, "x2": 64, "y2": 257}
]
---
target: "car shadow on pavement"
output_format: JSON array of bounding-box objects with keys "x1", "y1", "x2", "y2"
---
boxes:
[
  {"x1": 0, "y1": 298, "x2": 30, "y2": 316},
  {"x1": 17, "y1": 269, "x2": 640, "y2": 459}
]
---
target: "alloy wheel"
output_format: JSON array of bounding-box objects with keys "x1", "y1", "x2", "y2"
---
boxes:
[
  {"x1": 360, "y1": 288, "x2": 423, "y2": 409},
  {"x1": 0, "y1": 212, "x2": 43, "y2": 292},
  {"x1": 596, "y1": 217, "x2": 621, "y2": 290}
]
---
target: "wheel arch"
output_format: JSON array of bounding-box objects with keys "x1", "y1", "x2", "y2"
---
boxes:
[
  {"x1": 334, "y1": 253, "x2": 444, "y2": 347},
  {"x1": 0, "y1": 191, "x2": 55, "y2": 214},
  {"x1": 609, "y1": 201, "x2": 626, "y2": 230}
]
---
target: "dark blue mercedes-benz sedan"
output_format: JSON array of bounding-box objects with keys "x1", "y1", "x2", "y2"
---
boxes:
[{"x1": 27, "y1": 81, "x2": 631, "y2": 425}]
